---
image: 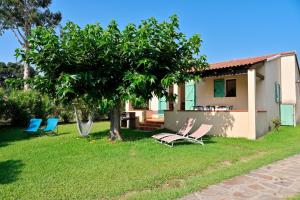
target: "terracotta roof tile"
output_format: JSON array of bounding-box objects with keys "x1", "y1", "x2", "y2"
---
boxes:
[{"x1": 207, "y1": 51, "x2": 295, "y2": 70}]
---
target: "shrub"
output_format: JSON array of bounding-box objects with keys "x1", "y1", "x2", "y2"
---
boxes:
[
  {"x1": 0, "y1": 88, "x2": 10, "y2": 119},
  {"x1": 272, "y1": 118, "x2": 281, "y2": 132},
  {"x1": 0, "y1": 89, "x2": 108, "y2": 126},
  {"x1": 5, "y1": 90, "x2": 54, "y2": 127},
  {"x1": 53, "y1": 104, "x2": 74, "y2": 123}
]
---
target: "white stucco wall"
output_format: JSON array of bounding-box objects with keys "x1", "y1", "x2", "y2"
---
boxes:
[
  {"x1": 256, "y1": 112, "x2": 269, "y2": 137},
  {"x1": 255, "y1": 58, "x2": 281, "y2": 136},
  {"x1": 149, "y1": 96, "x2": 159, "y2": 111},
  {"x1": 125, "y1": 101, "x2": 130, "y2": 112},
  {"x1": 164, "y1": 110, "x2": 250, "y2": 139},
  {"x1": 196, "y1": 74, "x2": 248, "y2": 110},
  {"x1": 281, "y1": 55, "x2": 297, "y2": 104},
  {"x1": 280, "y1": 55, "x2": 300, "y2": 125},
  {"x1": 294, "y1": 57, "x2": 300, "y2": 123},
  {"x1": 248, "y1": 68, "x2": 257, "y2": 140}
]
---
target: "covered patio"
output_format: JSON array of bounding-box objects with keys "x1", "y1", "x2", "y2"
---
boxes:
[{"x1": 165, "y1": 60, "x2": 270, "y2": 139}]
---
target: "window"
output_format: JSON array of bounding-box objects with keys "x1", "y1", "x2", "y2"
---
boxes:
[
  {"x1": 214, "y1": 79, "x2": 225, "y2": 97},
  {"x1": 226, "y1": 79, "x2": 236, "y2": 97},
  {"x1": 214, "y1": 79, "x2": 237, "y2": 97}
]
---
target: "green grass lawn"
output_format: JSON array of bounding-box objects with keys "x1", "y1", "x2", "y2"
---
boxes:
[
  {"x1": 289, "y1": 194, "x2": 300, "y2": 200},
  {"x1": 1, "y1": 122, "x2": 300, "y2": 200}
]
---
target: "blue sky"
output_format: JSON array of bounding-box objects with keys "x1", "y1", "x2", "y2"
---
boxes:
[{"x1": 0, "y1": 0, "x2": 299, "y2": 63}]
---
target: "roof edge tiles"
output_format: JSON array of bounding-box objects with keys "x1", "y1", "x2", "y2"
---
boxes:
[{"x1": 207, "y1": 51, "x2": 295, "y2": 71}]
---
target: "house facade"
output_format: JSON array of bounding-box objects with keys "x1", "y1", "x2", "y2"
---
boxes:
[{"x1": 125, "y1": 51, "x2": 300, "y2": 139}]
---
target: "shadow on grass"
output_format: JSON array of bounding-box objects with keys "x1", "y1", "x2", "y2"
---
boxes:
[
  {"x1": 90, "y1": 128, "x2": 162, "y2": 141},
  {"x1": 202, "y1": 135, "x2": 216, "y2": 144},
  {"x1": 47, "y1": 132, "x2": 71, "y2": 137},
  {"x1": 0, "y1": 126, "x2": 71, "y2": 148},
  {"x1": 0, "y1": 160, "x2": 24, "y2": 184},
  {"x1": 89, "y1": 128, "x2": 215, "y2": 145},
  {"x1": 171, "y1": 135, "x2": 216, "y2": 147},
  {"x1": 0, "y1": 127, "x2": 30, "y2": 148}
]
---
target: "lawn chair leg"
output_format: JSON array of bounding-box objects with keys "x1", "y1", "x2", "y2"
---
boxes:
[
  {"x1": 154, "y1": 139, "x2": 163, "y2": 144},
  {"x1": 199, "y1": 137, "x2": 204, "y2": 145},
  {"x1": 163, "y1": 142, "x2": 173, "y2": 147},
  {"x1": 160, "y1": 140, "x2": 173, "y2": 147},
  {"x1": 188, "y1": 138, "x2": 204, "y2": 145}
]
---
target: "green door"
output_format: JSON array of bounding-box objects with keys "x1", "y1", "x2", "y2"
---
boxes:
[
  {"x1": 185, "y1": 81, "x2": 195, "y2": 110},
  {"x1": 280, "y1": 104, "x2": 294, "y2": 126},
  {"x1": 158, "y1": 96, "x2": 167, "y2": 115}
]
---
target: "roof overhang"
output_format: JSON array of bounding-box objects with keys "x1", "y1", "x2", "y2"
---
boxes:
[
  {"x1": 200, "y1": 63, "x2": 263, "y2": 78},
  {"x1": 197, "y1": 51, "x2": 297, "y2": 78}
]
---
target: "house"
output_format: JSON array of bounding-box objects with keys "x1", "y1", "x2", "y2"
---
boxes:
[{"x1": 125, "y1": 51, "x2": 300, "y2": 139}]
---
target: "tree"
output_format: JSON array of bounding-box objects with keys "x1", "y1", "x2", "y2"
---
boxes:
[
  {"x1": 20, "y1": 15, "x2": 208, "y2": 140},
  {"x1": 0, "y1": 0, "x2": 61, "y2": 90},
  {"x1": 0, "y1": 62, "x2": 35, "y2": 87}
]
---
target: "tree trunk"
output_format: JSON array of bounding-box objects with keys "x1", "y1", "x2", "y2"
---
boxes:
[
  {"x1": 23, "y1": 62, "x2": 30, "y2": 90},
  {"x1": 109, "y1": 110, "x2": 115, "y2": 140},
  {"x1": 109, "y1": 105, "x2": 123, "y2": 141},
  {"x1": 23, "y1": 20, "x2": 31, "y2": 91},
  {"x1": 23, "y1": 37, "x2": 30, "y2": 90}
]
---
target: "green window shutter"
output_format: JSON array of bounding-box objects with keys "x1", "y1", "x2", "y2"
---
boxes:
[
  {"x1": 275, "y1": 82, "x2": 281, "y2": 103},
  {"x1": 214, "y1": 79, "x2": 225, "y2": 97},
  {"x1": 185, "y1": 81, "x2": 195, "y2": 110},
  {"x1": 158, "y1": 96, "x2": 167, "y2": 115}
]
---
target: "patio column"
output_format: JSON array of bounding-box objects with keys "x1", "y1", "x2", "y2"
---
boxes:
[
  {"x1": 173, "y1": 84, "x2": 180, "y2": 111},
  {"x1": 248, "y1": 68, "x2": 256, "y2": 140},
  {"x1": 125, "y1": 101, "x2": 131, "y2": 111}
]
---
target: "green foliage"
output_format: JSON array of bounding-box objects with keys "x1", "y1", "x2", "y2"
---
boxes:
[
  {"x1": 0, "y1": 0, "x2": 61, "y2": 36},
  {"x1": 18, "y1": 15, "x2": 208, "y2": 138},
  {"x1": 0, "y1": 0, "x2": 61, "y2": 89},
  {"x1": 4, "y1": 78, "x2": 24, "y2": 90},
  {"x1": 19, "y1": 15, "x2": 208, "y2": 111},
  {"x1": 0, "y1": 90, "x2": 54, "y2": 126},
  {"x1": 0, "y1": 62, "x2": 35, "y2": 88},
  {"x1": 0, "y1": 88, "x2": 9, "y2": 119},
  {"x1": 131, "y1": 97, "x2": 149, "y2": 109},
  {"x1": 0, "y1": 89, "x2": 91, "y2": 126},
  {"x1": 272, "y1": 118, "x2": 281, "y2": 132},
  {"x1": 53, "y1": 104, "x2": 74, "y2": 123},
  {"x1": 0, "y1": 88, "x2": 108, "y2": 125}
]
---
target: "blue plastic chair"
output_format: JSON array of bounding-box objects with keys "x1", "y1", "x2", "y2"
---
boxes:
[
  {"x1": 25, "y1": 118, "x2": 42, "y2": 133},
  {"x1": 43, "y1": 118, "x2": 59, "y2": 133}
]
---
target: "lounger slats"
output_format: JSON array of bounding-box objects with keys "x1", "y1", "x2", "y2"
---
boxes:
[
  {"x1": 189, "y1": 124, "x2": 213, "y2": 140},
  {"x1": 151, "y1": 118, "x2": 195, "y2": 139},
  {"x1": 161, "y1": 135, "x2": 185, "y2": 143},
  {"x1": 158, "y1": 124, "x2": 213, "y2": 147},
  {"x1": 152, "y1": 133, "x2": 174, "y2": 140}
]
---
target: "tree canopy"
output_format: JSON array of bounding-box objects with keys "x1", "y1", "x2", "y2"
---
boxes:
[
  {"x1": 19, "y1": 15, "x2": 208, "y2": 140},
  {"x1": 0, "y1": 0, "x2": 61, "y2": 89},
  {"x1": 0, "y1": 62, "x2": 35, "y2": 88}
]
